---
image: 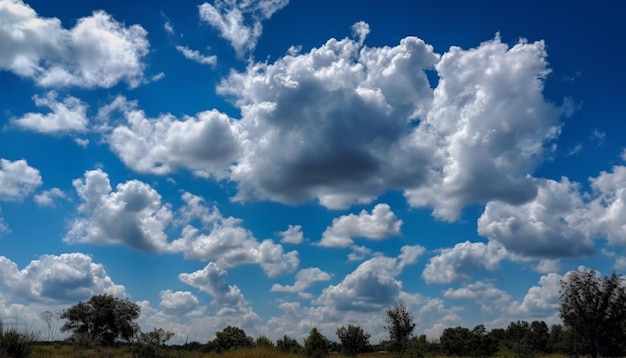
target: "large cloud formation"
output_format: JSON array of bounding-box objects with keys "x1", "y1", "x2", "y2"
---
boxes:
[{"x1": 0, "y1": 0, "x2": 149, "y2": 88}]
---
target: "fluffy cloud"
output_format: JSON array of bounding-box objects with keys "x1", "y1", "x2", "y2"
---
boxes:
[
  {"x1": 198, "y1": 0, "x2": 289, "y2": 56},
  {"x1": 0, "y1": 208, "x2": 7, "y2": 234},
  {"x1": 219, "y1": 26, "x2": 439, "y2": 209},
  {"x1": 422, "y1": 241, "x2": 508, "y2": 284},
  {"x1": 34, "y1": 187, "x2": 66, "y2": 207},
  {"x1": 13, "y1": 91, "x2": 88, "y2": 133},
  {"x1": 175, "y1": 45, "x2": 217, "y2": 65},
  {"x1": 0, "y1": 1, "x2": 149, "y2": 88},
  {"x1": 478, "y1": 177, "x2": 593, "y2": 258},
  {"x1": 169, "y1": 217, "x2": 298, "y2": 277},
  {"x1": 271, "y1": 267, "x2": 331, "y2": 297},
  {"x1": 179, "y1": 262, "x2": 259, "y2": 322},
  {"x1": 0, "y1": 253, "x2": 125, "y2": 303},
  {"x1": 316, "y1": 245, "x2": 424, "y2": 312},
  {"x1": 0, "y1": 158, "x2": 42, "y2": 201},
  {"x1": 159, "y1": 290, "x2": 201, "y2": 316},
  {"x1": 587, "y1": 166, "x2": 626, "y2": 246},
  {"x1": 107, "y1": 99, "x2": 241, "y2": 178},
  {"x1": 444, "y1": 281, "x2": 512, "y2": 313},
  {"x1": 277, "y1": 224, "x2": 304, "y2": 244},
  {"x1": 319, "y1": 204, "x2": 403, "y2": 247},
  {"x1": 406, "y1": 36, "x2": 562, "y2": 220},
  {"x1": 509, "y1": 272, "x2": 562, "y2": 317},
  {"x1": 65, "y1": 169, "x2": 174, "y2": 251}
]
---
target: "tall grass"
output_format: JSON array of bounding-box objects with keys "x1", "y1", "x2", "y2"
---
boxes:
[{"x1": 0, "y1": 318, "x2": 34, "y2": 358}]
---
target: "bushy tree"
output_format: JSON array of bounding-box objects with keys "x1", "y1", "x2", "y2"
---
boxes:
[
  {"x1": 336, "y1": 324, "x2": 370, "y2": 357},
  {"x1": 440, "y1": 326, "x2": 472, "y2": 356},
  {"x1": 559, "y1": 268, "x2": 626, "y2": 358},
  {"x1": 256, "y1": 335, "x2": 274, "y2": 348},
  {"x1": 138, "y1": 327, "x2": 175, "y2": 346},
  {"x1": 276, "y1": 334, "x2": 302, "y2": 353},
  {"x1": 60, "y1": 294, "x2": 140, "y2": 346},
  {"x1": 304, "y1": 327, "x2": 330, "y2": 358},
  {"x1": 384, "y1": 302, "x2": 415, "y2": 353},
  {"x1": 211, "y1": 326, "x2": 253, "y2": 352}
]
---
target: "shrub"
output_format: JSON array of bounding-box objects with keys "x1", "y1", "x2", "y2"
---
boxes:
[{"x1": 0, "y1": 319, "x2": 34, "y2": 358}]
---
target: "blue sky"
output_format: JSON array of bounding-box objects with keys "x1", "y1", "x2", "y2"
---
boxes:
[{"x1": 1, "y1": 0, "x2": 625, "y2": 344}]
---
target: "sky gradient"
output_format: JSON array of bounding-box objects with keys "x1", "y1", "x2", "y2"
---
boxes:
[{"x1": 1, "y1": 0, "x2": 625, "y2": 344}]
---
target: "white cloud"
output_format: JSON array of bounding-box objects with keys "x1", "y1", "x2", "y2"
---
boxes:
[
  {"x1": 34, "y1": 187, "x2": 66, "y2": 207},
  {"x1": 405, "y1": 36, "x2": 562, "y2": 220},
  {"x1": 179, "y1": 262, "x2": 259, "y2": 321},
  {"x1": 219, "y1": 27, "x2": 440, "y2": 208},
  {"x1": 0, "y1": 208, "x2": 7, "y2": 234},
  {"x1": 159, "y1": 290, "x2": 201, "y2": 316},
  {"x1": 534, "y1": 259, "x2": 560, "y2": 273},
  {"x1": 319, "y1": 204, "x2": 403, "y2": 247},
  {"x1": 271, "y1": 267, "x2": 331, "y2": 295},
  {"x1": 65, "y1": 169, "x2": 174, "y2": 252},
  {"x1": 422, "y1": 241, "x2": 508, "y2": 284},
  {"x1": 169, "y1": 217, "x2": 298, "y2": 277},
  {"x1": 478, "y1": 177, "x2": 593, "y2": 258},
  {"x1": 587, "y1": 166, "x2": 626, "y2": 246},
  {"x1": 316, "y1": 245, "x2": 423, "y2": 312},
  {"x1": 509, "y1": 272, "x2": 562, "y2": 318},
  {"x1": 621, "y1": 148, "x2": 626, "y2": 161},
  {"x1": 198, "y1": 0, "x2": 289, "y2": 56},
  {"x1": 278, "y1": 224, "x2": 304, "y2": 244},
  {"x1": 13, "y1": 91, "x2": 88, "y2": 133},
  {"x1": 0, "y1": 158, "x2": 42, "y2": 201},
  {"x1": 615, "y1": 257, "x2": 626, "y2": 270},
  {"x1": 347, "y1": 245, "x2": 373, "y2": 261},
  {"x1": 176, "y1": 45, "x2": 217, "y2": 65},
  {"x1": 106, "y1": 100, "x2": 241, "y2": 178},
  {"x1": 0, "y1": 253, "x2": 125, "y2": 304},
  {"x1": 0, "y1": 1, "x2": 149, "y2": 88},
  {"x1": 444, "y1": 281, "x2": 511, "y2": 313}
]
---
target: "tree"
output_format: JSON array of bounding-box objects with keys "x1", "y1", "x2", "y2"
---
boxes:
[
  {"x1": 336, "y1": 324, "x2": 371, "y2": 357},
  {"x1": 138, "y1": 327, "x2": 175, "y2": 346},
  {"x1": 39, "y1": 310, "x2": 60, "y2": 342},
  {"x1": 559, "y1": 268, "x2": 626, "y2": 358},
  {"x1": 276, "y1": 334, "x2": 302, "y2": 353},
  {"x1": 256, "y1": 335, "x2": 274, "y2": 348},
  {"x1": 384, "y1": 302, "x2": 415, "y2": 353},
  {"x1": 304, "y1": 327, "x2": 330, "y2": 358},
  {"x1": 60, "y1": 294, "x2": 140, "y2": 346},
  {"x1": 211, "y1": 326, "x2": 253, "y2": 352}
]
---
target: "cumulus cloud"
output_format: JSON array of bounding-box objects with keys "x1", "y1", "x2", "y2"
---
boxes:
[
  {"x1": 0, "y1": 158, "x2": 42, "y2": 201},
  {"x1": 179, "y1": 262, "x2": 259, "y2": 321},
  {"x1": 65, "y1": 169, "x2": 174, "y2": 251},
  {"x1": 0, "y1": 253, "x2": 125, "y2": 303},
  {"x1": 106, "y1": 99, "x2": 241, "y2": 178},
  {"x1": 159, "y1": 290, "x2": 201, "y2": 316},
  {"x1": 219, "y1": 27, "x2": 440, "y2": 209},
  {"x1": 319, "y1": 204, "x2": 402, "y2": 247},
  {"x1": 405, "y1": 36, "x2": 562, "y2": 220},
  {"x1": 316, "y1": 245, "x2": 424, "y2": 312},
  {"x1": 34, "y1": 187, "x2": 66, "y2": 207},
  {"x1": 175, "y1": 45, "x2": 217, "y2": 65},
  {"x1": 0, "y1": 1, "x2": 149, "y2": 88},
  {"x1": 169, "y1": 217, "x2": 298, "y2": 277},
  {"x1": 13, "y1": 91, "x2": 88, "y2": 133},
  {"x1": 422, "y1": 241, "x2": 508, "y2": 284},
  {"x1": 198, "y1": 0, "x2": 289, "y2": 56},
  {"x1": 444, "y1": 281, "x2": 511, "y2": 313},
  {"x1": 278, "y1": 224, "x2": 304, "y2": 244},
  {"x1": 509, "y1": 272, "x2": 562, "y2": 317},
  {"x1": 587, "y1": 166, "x2": 626, "y2": 246},
  {"x1": 478, "y1": 177, "x2": 593, "y2": 258},
  {"x1": 271, "y1": 267, "x2": 331, "y2": 297},
  {"x1": 0, "y1": 208, "x2": 7, "y2": 234}
]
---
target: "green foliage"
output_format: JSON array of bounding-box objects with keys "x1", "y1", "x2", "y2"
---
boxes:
[
  {"x1": 138, "y1": 327, "x2": 175, "y2": 347},
  {"x1": 255, "y1": 335, "x2": 275, "y2": 348},
  {"x1": 304, "y1": 327, "x2": 330, "y2": 358},
  {"x1": 276, "y1": 334, "x2": 302, "y2": 353},
  {"x1": 559, "y1": 268, "x2": 626, "y2": 357},
  {"x1": 60, "y1": 294, "x2": 141, "y2": 346},
  {"x1": 384, "y1": 303, "x2": 416, "y2": 353},
  {"x1": 211, "y1": 326, "x2": 254, "y2": 352},
  {"x1": 336, "y1": 324, "x2": 370, "y2": 357},
  {"x1": 0, "y1": 319, "x2": 34, "y2": 358}
]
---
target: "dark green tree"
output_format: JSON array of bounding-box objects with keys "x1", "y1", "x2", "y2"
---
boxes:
[
  {"x1": 559, "y1": 268, "x2": 626, "y2": 358},
  {"x1": 336, "y1": 324, "x2": 371, "y2": 357},
  {"x1": 60, "y1": 294, "x2": 140, "y2": 346},
  {"x1": 255, "y1": 335, "x2": 274, "y2": 348},
  {"x1": 276, "y1": 334, "x2": 302, "y2": 353},
  {"x1": 440, "y1": 326, "x2": 472, "y2": 356},
  {"x1": 304, "y1": 327, "x2": 330, "y2": 358},
  {"x1": 384, "y1": 302, "x2": 416, "y2": 353},
  {"x1": 211, "y1": 326, "x2": 254, "y2": 352},
  {"x1": 138, "y1": 327, "x2": 175, "y2": 346}
]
